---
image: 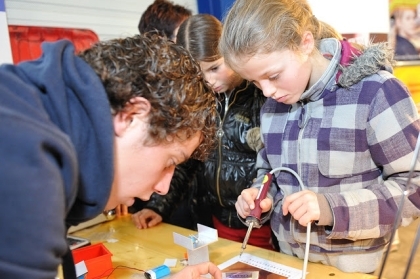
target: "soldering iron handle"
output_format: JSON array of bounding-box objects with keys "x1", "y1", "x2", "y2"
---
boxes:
[{"x1": 249, "y1": 173, "x2": 273, "y2": 219}]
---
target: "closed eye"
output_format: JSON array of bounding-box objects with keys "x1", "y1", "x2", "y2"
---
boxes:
[
  {"x1": 165, "y1": 160, "x2": 177, "y2": 170},
  {"x1": 268, "y1": 74, "x2": 279, "y2": 81}
]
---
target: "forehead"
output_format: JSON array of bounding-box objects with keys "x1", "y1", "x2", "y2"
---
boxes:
[
  {"x1": 199, "y1": 57, "x2": 224, "y2": 70},
  {"x1": 398, "y1": 9, "x2": 415, "y2": 18},
  {"x1": 233, "y1": 51, "x2": 283, "y2": 80},
  {"x1": 170, "y1": 130, "x2": 203, "y2": 159}
]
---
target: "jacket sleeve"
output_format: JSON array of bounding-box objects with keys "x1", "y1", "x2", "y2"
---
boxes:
[
  {"x1": 250, "y1": 136, "x2": 278, "y2": 225},
  {"x1": 0, "y1": 106, "x2": 75, "y2": 279},
  {"x1": 252, "y1": 96, "x2": 279, "y2": 202},
  {"x1": 325, "y1": 77, "x2": 420, "y2": 240}
]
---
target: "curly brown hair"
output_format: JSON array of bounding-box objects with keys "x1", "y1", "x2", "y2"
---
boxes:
[{"x1": 78, "y1": 34, "x2": 217, "y2": 160}]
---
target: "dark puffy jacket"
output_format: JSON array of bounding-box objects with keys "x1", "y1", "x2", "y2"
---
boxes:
[{"x1": 131, "y1": 81, "x2": 266, "y2": 229}]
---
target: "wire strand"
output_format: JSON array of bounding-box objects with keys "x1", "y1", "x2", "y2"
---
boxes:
[
  {"x1": 89, "y1": 265, "x2": 145, "y2": 279},
  {"x1": 269, "y1": 167, "x2": 310, "y2": 279},
  {"x1": 378, "y1": 131, "x2": 420, "y2": 279}
]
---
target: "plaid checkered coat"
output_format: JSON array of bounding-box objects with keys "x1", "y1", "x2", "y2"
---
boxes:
[{"x1": 254, "y1": 38, "x2": 420, "y2": 272}]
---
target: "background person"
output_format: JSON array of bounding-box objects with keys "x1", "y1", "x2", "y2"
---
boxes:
[
  {"x1": 220, "y1": 0, "x2": 420, "y2": 273},
  {"x1": 0, "y1": 33, "x2": 221, "y2": 279},
  {"x1": 138, "y1": 0, "x2": 192, "y2": 42},
  {"x1": 391, "y1": 6, "x2": 420, "y2": 59}
]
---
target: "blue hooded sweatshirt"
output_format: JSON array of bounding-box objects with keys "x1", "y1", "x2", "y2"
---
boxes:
[{"x1": 0, "y1": 40, "x2": 114, "y2": 278}]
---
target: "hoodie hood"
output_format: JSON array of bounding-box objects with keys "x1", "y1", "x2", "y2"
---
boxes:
[
  {"x1": 15, "y1": 40, "x2": 114, "y2": 225},
  {"x1": 337, "y1": 40, "x2": 395, "y2": 88},
  {"x1": 301, "y1": 38, "x2": 395, "y2": 103}
]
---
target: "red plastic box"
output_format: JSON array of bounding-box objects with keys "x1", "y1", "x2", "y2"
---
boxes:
[
  {"x1": 8, "y1": 25, "x2": 99, "y2": 64},
  {"x1": 72, "y1": 243, "x2": 113, "y2": 279}
]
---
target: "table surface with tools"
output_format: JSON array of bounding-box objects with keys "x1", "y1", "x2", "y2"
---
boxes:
[{"x1": 67, "y1": 215, "x2": 379, "y2": 279}]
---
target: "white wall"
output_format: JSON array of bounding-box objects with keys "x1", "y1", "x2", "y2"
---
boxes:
[
  {"x1": 308, "y1": 0, "x2": 389, "y2": 34},
  {"x1": 0, "y1": 0, "x2": 12, "y2": 64},
  {"x1": 4, "y1": 0, "x2": 198, "y2": 41},
  {"x1": 4, "y1": 0, "x2": 390, "y2": 43}
]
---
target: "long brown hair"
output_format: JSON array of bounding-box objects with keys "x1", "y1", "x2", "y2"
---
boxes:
[
  {"x1": 176, "y1": 14, "x2": 223, "y2": 62},
  {"x1": 220, "y1": 0, "x2": 342, "y2": 68}
]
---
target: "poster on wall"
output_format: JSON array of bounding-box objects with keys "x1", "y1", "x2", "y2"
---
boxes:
[{"x1": 389, "y1": 0, "x2": 420, "y2": 61}]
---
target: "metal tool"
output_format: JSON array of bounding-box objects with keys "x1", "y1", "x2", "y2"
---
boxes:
[
  {"x1": 240, "y1": 173, "x2": 273, "y2": 257},
  {"x1": 103, "y1": 208, "x2": 116, "y2": 220}
]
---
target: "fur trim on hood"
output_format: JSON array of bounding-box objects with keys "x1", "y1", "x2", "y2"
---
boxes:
[
  {"x1": 337, "y1": 42, "x2": 395, "y2": 88},
  {"x1": 246, "y1": 127, "x2": 264, "y2": 152}
]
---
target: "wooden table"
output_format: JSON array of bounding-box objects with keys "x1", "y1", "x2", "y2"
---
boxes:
[{"x1": 68, "y1": 215, "x2": 378, "y2": 279}]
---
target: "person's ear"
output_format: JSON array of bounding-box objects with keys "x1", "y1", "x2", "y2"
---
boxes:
[
  {"x1": 113, "y1": 96, "x2": 151, "y2": 137},
  {"x1": 300, "y1": 31, "x2": 315, "y2": 55}
]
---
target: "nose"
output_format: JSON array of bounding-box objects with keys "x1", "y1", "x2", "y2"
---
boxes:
[
  {"x1": 204, "y1": 73, "x2": 216, "y2": 88},
  {"x1": 259, "y1": 80, "x2": 276, "y2": 98},
  {"x1": 154, "y1": 167, "x2": 175, "y2": 195}
]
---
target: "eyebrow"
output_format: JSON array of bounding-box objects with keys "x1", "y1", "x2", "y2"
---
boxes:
[
  {"x1": 203, "y1": 61, "x2": 220, "y2": 71},
  {"x1": 249, "y1": 67, "x2": 280, "y2": 83}
]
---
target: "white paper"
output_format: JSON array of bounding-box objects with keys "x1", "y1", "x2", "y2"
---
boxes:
[
  {"x1": 75, "y1": 260, "x2": 88, "y2": 277},
  {"x1": 164, "y1": 258, "x2": 177, "y2": 267}
]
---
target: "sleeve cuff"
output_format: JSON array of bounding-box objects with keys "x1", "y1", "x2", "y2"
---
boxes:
[{"x1": 315, "y1": 194, "x2": 333, "y2": 226}]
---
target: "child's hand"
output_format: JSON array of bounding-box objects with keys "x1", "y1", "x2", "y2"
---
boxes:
[
  {"x1": 282, "y1": 190, "x2": 320, "y2": 226},
  {"x1": 235, "y1": 188, "x2": 272, "y2": 218},
  {"x1": 131, "y1": 208, "x2": 163, "y2": 229},
  {"x1": 170, "y1": 262, "x2": 221, "y2": 279}
]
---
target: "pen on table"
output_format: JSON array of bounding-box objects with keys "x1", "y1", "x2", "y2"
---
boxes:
[{"x1": 240, "y1": 172, "x2": 273, "y2": 257}]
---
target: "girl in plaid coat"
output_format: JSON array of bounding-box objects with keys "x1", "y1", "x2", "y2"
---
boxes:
[{"x1": 220, "y1": 0, "x2": 420, "y2": 273}]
